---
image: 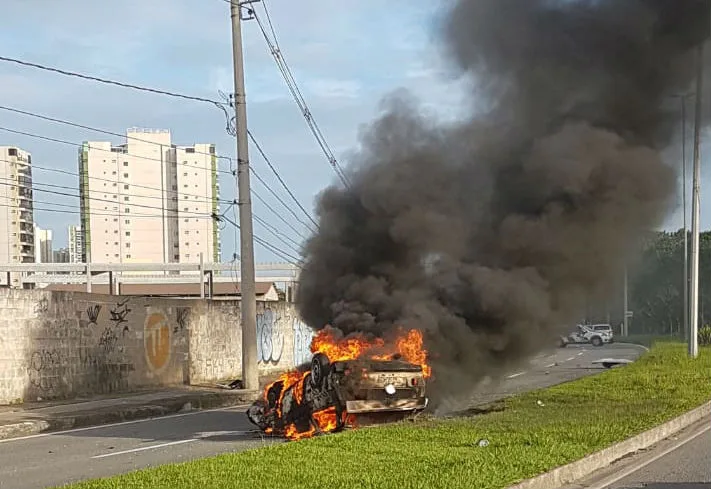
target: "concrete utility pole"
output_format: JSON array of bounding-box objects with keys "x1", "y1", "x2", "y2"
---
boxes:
[
  {"x1": 681, "y1": 94, "x2": 690, "y2": 341},
  {"x1": 689, "y1": 42, "x2": 704, "y2": 359},
  {"x1": 230, "y1": 0, "x2": 259, "y2": 389},
  {"x1": 623, "y1": 265, "x2": 628, "y2": 337}
]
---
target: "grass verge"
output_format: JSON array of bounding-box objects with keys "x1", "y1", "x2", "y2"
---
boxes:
[{"x1": 59, "y1": 343, "x2": 711, "y2": 489}]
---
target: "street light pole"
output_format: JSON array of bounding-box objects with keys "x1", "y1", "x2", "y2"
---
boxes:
[
  {"x1": 230, "y1": 0, "x2": 259, "y2": 389},
  {"x1": 689, "y1": 41, "x2": 704, "y2": 359}
]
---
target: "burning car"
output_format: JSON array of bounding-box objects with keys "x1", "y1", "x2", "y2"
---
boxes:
[{"x1": 247, "y1": 327, "x2": 431, "y2": 440}]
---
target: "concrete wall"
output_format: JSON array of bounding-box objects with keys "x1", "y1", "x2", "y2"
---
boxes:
[{"x1": 0, "y1": 288, "x2": 315, "y2": 404}]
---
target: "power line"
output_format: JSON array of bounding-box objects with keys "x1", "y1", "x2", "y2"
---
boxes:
[
  {"x1": 0, "y1": 57, "x2": 311, "y2": 258},
  {"x1": 245, "y1": 0, "x2": 352, "y2": 188},
  {"x1": 0, "y1": 106, "x2": 234, "y2": 176},
  {"x1": 0, "y1": 105, "x2": 314, "y2": 238},
  {"x1": 251, "y1": 188, "x2": 309, "y2": 241},
  {"x1": 0, "y1": 149, "x2": 228, "y2": 204},
  {"x1": 247, "y1": 130, "x2": 318, "y2": 229},
  {"x1": 0, "y1": 55, "x2": 234, "y2": 132}
]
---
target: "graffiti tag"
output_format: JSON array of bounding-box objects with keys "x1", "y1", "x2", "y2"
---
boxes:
[
  {"x1": 34, "y1": 296, "x2": 49, "y2": 315},
  {"x1": 28, "y1": 348, "x2": 60, "y2": 393},
  {"x1": 292, "y1": 318, "x2": 315, "y2": 366},
  {"x1": 174, "y1": 307, "x2": 191, "y2": 333},
  {"x1": 86, "y1": 305, "x2": 101, "y2": 326},
  {"x1": 256, "y1": 309, "x2": 284, "y2": 364},
  {"x1": 109, "y1": 299, "x2": 131, "y2": 334}
]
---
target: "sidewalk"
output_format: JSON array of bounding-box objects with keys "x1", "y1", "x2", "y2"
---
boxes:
[{"x1": 0, "y1": 385, "x2": 261, "y2": 441}]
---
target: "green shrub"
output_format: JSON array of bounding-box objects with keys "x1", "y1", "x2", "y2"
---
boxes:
[{"x1": 699, "y1": 325, "x2": 711, "y2": 346}]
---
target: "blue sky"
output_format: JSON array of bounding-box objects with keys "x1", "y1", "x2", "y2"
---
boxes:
[{"x1": 0, "y1": 0, "x2": 706, "y2": 265}]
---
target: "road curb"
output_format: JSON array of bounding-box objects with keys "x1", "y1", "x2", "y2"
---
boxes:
[
  {"x1": 0, "y1": 390, "x2": 259, "y2": 441},
  {"x1": 504, "y1": 400, "x2": 711, "y2": 489}
]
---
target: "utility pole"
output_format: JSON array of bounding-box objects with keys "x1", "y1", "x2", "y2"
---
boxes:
[
  {"x1": 681, "y1": 94, "x2": 689, "y2": 342},
  {"x1": 230, "y1": 0, "x2": 259, "y2": 389},
  {"x1": 689, "y1": 41, "x2": 704, "y2": 359},
  {"x1": 623, "y1": 264, "x2": 628, "y2": 337}
]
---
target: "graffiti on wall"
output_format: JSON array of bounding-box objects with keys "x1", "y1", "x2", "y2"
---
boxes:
[
  {"x1": 256, "y1": 308, "x2": 284, "y2": 364},
  {"x1": 28, "y1": 348, "x2": 60, "y2": 393},
  {"x1": 109, "y1": 299, "x2": 132, "y2": 334},
  {"x1": 34, "y1": 296, "x2": 49, "y2": 315},
  {"x1": 144, "y1": 312, "x2": 171, "y2": 373},
  {"x1": 292, "y1": 318, "x2": 315, "y2": 366},
  {"x1": 86, "y1": 305, "x2": 101, "y2": 326},
  {"x1": 174, "y1": 307, "x2": 191, "y2": 333}
]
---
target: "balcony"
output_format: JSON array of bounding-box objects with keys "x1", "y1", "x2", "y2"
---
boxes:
[{"x1": 19, "y1": 211, "x2": 33, "y2": 222}]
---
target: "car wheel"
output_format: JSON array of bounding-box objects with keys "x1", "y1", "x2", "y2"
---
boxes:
[
  {"x1": 602, "y1": 362, "x2": 613, "y2": 369},
  {"x1": 591, "y1": 336, "x2": 603, "y2": 347},
  {"x1": 310, "y1": 353, "x2": 330, "y2": 388}
]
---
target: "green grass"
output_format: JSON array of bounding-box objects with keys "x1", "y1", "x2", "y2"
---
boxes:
[{"x1": 60, "y1": 343, "x2": 711, "y2": 489}]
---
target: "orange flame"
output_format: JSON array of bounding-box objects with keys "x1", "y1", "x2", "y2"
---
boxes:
[{"x1": 260, "y1": 326, "x2": 431, "y2": 441}]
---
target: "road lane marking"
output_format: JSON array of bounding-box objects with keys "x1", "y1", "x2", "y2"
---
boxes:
[
  {"x1": 0, "y1": 404, "x2": 251, "y2": 444},
  {"x1": 507, "y1": 372, "x2": 526, "y2": 379},
  {"x1": 90, "y1": 430, "x2": 260, "y2": 459},
  {"x1": 566, "y1": 357, "x2": 575, "y2": 361},
  {"x1": 546, "y1": 363, "x2": 556, "y2": 368},
  {"x1": 585, "y1": 422, "x2": 710, "y2": 489},
  {"x1": 91, "y1": 439, "x2": 197, "y2": 459},
  {"x1": 578, "y1": 352, "x2": 584, "y2": 356}
]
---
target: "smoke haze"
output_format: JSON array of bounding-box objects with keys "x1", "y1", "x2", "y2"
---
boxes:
[{"x1": 295, "y1": 0, "x2": 711, "y2": 405}]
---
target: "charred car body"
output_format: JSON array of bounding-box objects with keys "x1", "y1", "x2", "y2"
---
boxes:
[{"x1": 247, "y1": 353, "x2": 429, "y2": 437}]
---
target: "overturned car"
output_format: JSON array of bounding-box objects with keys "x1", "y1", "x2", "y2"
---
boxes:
[{"x1": 247, "y1": 352, "x2": 429, "y2": 439}]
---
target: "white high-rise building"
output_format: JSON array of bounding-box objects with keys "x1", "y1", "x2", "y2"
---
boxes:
[
  {"x1": 33, "y1": 225, "x2": 53, "y2": 263},
  {"x1": 68, "y1": 224, "x2": 83, "y2": 263},
  {"x1": 78, "y1": 128, "x2": 221, "y2": 267},
  {"x1": 0, "y1": 146, "x2": 34, "y2": 286}
]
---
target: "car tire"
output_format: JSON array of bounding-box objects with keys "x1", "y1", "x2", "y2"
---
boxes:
[
  {"x1": 591, "y1": 336, "x2": 603, "y2": 347},
  {"x1": 310, "y1": 353, "x2": 330, "y2": 388}
]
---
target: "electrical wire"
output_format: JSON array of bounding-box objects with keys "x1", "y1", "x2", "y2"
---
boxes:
[
  {"x1": 0, "y1": 57, "x2": 311, "y2": 259},
  {"x1": 245, "y1": 0, "x2": 352, "y2": 188},
  {"x1": 0, "y1": 105, "x2": 315, "y2": 237}
]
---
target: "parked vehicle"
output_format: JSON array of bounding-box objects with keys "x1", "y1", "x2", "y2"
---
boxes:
[{"x1": 558, "y1": 323, "x2": 613, "y2": 348}]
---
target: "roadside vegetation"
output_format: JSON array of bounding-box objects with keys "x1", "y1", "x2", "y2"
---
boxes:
[{"x1": 60, "y1": 342, "x2": 711, "y2": 489}]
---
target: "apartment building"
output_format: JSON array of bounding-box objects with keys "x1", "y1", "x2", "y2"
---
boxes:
[
  {"x1": 78, "y1": 128, "x2": 220, "y2": 267},
  {"x1": 67, "y1": 224, "x2": 83, "y2": 263},
  {"x1": 33, "y1": 225, "x2": 53, "y2": 263},
  {"x1": 0, "y1": 146, "x2": 35, "y2": 286}
]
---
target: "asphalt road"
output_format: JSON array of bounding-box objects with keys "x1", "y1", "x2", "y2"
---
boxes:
[
  {"x1": 565, "y1": 417, "x2": 711, "y2": 489},
  {"x1": 0, "y1": 342, "x2": 646, "y2": 489}
]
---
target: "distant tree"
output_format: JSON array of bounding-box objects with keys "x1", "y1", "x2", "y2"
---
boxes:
[{"x1": 628, "y1": 230, "x2": 711, "y2": 336}]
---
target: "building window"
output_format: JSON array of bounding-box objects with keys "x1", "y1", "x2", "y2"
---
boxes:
[
  {"x1": 125, "y1": 231, "x2": 130, "y2": 236},
  {"x1": 125, "y1": 219, "x2": 130, "y2": 224},
  {"x1": 125, "y1": 208, "x2": 130, "y2": 213},
  {"x1": 114, "y1": 253, "x2": 119, "y2": 258},
  {"x1": 8, "y1": 148, "x2": 17, "y2": 156},
  {"x1": 125, "y1": 242, "x2": 131, "y2": 248},
  {"x1": 173, "y1": 254, "x2": 180, "y2": 260},
  {"x1": 123, "y1": 162, "x2": 128, "y2": 166},
  {"x1": 184, "y1": 230, "x2": 190, "y2": 235},
  {"x1": 123, "y1": 173, "x2": 128, "y2": 178},
  {"x1": 124, "y1": 184, "x2": 129, "y2": 190},
  {"x1": 183, "y1": 172, "x2": 188, "y2": 177},
  {"x1": 124, "y1": 196, "x2": 129, "y2": 201}
]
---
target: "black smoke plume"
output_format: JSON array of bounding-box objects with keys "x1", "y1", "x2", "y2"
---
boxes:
[{"x1": 295, "y1": 0, "x2": 711, "y2": 406}]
